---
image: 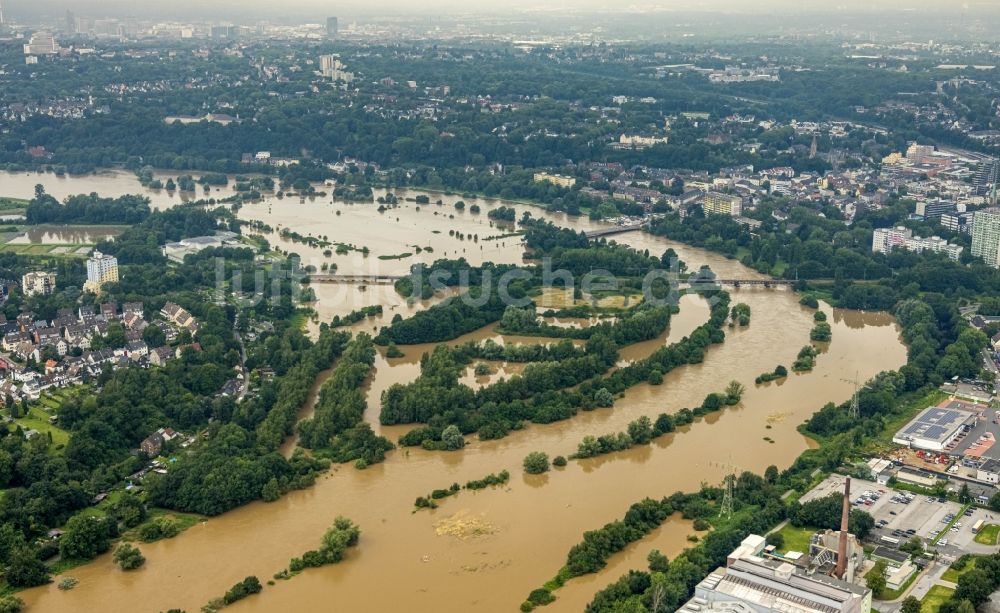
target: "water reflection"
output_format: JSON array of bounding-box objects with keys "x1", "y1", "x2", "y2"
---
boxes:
[{"x1": 7, "y1": 225, "x2": 125, "y2": 245}]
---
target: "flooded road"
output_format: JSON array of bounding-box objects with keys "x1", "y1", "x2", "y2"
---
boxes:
[{"x1": 14, "y1": 171, "x2": 909, "y2": 613}]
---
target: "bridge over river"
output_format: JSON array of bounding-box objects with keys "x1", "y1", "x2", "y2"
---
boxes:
[
  {"x1": 583, "y1": 223, "x2": 648, "y2": 238},
  {"x1": 308, "y1": 273, "x2": 797, "y2": 289},
  {"x1": 308, "y1": 274, "x2": 404, "y2": 284}
]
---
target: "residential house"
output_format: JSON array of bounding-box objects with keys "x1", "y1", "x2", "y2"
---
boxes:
[
  {"x1": 125, "y1": 340, "x2": 148, "y2": 359},
  {"x1": 161, "y1": 302, "x2": 199, "y2": 333},
  {"x1": 122, "y1": 302, "x2": 144, "y2": 317},
  {"x1": 219, "y1": 379, "x2": 241, "y2": 397},
  {"x1": 175, "y1": 343, "x2": 202, "y2": 358},
  {"x1": 140, "y1": 427, "x2": 179, "y2": 456},
  {"x1": 14, "y1": 342, "x2": 39, "y2": 362},
  {"x1": 122, "y1": 311, "x2": 146, "y2": 330},
  {"x1": 140, "y1": 431, "x2": 165, "y2": 456},
  {"x1": 63, "y1": 323, "x2": 92, "y2": 350},
  {"x1": 3, "y1": 331, "x2": 30, "y2": 351},
  {"x1": 34, "y1": 327, "x2": 61, "y2": 347},
  {"x1": 149, "y1": 346, "x2": 173, "y2": 367}
]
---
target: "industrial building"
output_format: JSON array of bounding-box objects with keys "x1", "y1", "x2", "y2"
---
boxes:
[
  {"x1": 162, "y1": 232, "x2": 241, "y2": 262},
  {"x1": 892, "y1": 405, "x2": 977, "y2": 452},
  {"x1": 680, "y1": 479, "x2": 871, "y2": 613},
  {"x1": 976, "y1": 458, "x2": 1000, "y2": 484},
  {"x1": 808, "y1": 529, "x2": 864, "y2": 583},
  {"x1": 678, "y1": 535, "x2": 872, "y2": 613}
]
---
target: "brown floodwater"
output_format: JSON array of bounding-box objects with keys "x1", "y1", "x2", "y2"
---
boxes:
[
  {"x1": 0, "y1": 169, "x2": 214, "y2": 210},
  {"x1": 17, "y1": 175, "x2": 908, "y2": 613}
]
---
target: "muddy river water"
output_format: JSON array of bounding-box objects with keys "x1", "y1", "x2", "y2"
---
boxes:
[{"x1": 4, "y1": 170, "x2": 908, "y2": 613}]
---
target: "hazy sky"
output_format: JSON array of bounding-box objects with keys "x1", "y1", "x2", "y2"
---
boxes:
[{"x1": 4, "y1": 0, "x2": 996, "y2": 22}]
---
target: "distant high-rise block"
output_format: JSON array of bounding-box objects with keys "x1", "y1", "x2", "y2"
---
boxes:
[
  {"x1": 326, "y1": 16, "x2": 339, "y2": 39},
  {"x1": 972, "y1": 208, "x2": 1000, "y2": 268},
  {"x1": 23, "y1": 32, "x2": 58, "y2": 56}
]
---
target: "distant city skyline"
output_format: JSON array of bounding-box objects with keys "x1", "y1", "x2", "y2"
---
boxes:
[{"x1": 3, "y1": 0, "x2": 997, "y2": 21}]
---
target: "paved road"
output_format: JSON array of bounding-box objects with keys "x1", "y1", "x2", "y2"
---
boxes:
[
  {"x1": 874, "y1": 561, "x2": 947, "y2": 613},
  {"x1": 233, "y1": 323, "x2": 248, "y2": 402}
]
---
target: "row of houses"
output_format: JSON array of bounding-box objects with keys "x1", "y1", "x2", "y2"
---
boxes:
[
  {"x1": 0, "y1": 302, "x2": 202, "y2": 403},
  {"x1": 1, "y1": 302, "x2": 148, "y2": 359}
]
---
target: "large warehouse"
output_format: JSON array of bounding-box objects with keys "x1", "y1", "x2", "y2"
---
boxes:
[{"x1": 893, "y1": 406, "x2": 977, "y2": 452}]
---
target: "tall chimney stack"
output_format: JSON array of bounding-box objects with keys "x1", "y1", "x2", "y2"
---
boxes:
[{"x1": 835, "y1": 477, "x2": 851, "y2": 580}]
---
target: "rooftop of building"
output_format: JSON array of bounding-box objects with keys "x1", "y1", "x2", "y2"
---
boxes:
[
  {"x1": 679, "y1": 535, "x2": 869, "y2": 613},
  {"x1": 894, "y1": 406, "x2": 976, "y2": 444}
]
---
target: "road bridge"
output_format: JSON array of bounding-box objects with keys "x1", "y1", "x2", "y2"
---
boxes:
[
  {"x1": 308, "y1": 274, "x2": 405, "y2": 285},
  {"x1": 681, "y1": 278, "x2": 797, "y2": 289},
  {"x1": 584, "y1": 223, "x2": 648, "y2": 238}
]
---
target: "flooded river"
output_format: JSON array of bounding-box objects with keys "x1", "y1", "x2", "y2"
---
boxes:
[
  {"x1": 1, "y1": 169, "x2": 210, "y2": 210},
  {"x1": 13, "y1": 170, "x2": 908, "y2": 613}
]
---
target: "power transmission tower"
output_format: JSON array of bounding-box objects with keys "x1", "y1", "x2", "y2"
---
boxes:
[
  {"x1": 720, "y1": 471, "x2": 735, "y2": 519},
  {"x1": 712, "y1": 459, "x2": 738, "y2": 520},
  {"x1": 841, "y1": 372, "x2": 866, "y2": 420}
]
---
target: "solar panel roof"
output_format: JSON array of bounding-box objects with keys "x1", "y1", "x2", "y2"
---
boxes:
[{"x1": 898, "y1": 407, "x2": 974, "y2": 443}]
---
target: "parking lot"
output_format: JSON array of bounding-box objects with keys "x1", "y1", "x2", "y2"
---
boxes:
[
  {"x1": 952, "y1": 408, "x2": 1000, "y2": 460},
  {"x1": 801, "y1": 475, "x2": 997, "y2": 554},
  {"x1": 940, "y1": 380, "x2": 994, "y2": 405}
]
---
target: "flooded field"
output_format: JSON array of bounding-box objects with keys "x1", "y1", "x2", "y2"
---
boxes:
[
  {"x1": 14, "y1": 171, "x2": 909, "y2": 613},
  {"x1": 7, "y1": 224, "x2": 126, "y2": 245}
]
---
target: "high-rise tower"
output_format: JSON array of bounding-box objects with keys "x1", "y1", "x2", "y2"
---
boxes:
[{"x1": 972, "y1": 208, "x2": 1000, "y2": 268}]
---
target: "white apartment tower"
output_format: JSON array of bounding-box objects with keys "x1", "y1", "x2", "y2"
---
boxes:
[
  {"x1": 319, "y1": 54, "x2": 354, "y2": 82},
  {"x1": 85, "y1": 251, "x2": 119, "y2": 292},
  {"x1": 872, "y1": 227, "x2": 912, "y2": 254}
]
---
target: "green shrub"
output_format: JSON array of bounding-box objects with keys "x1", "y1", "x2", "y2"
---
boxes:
[{"x1": 523, "y1": 452, "x2": 550, "y2": 474}]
